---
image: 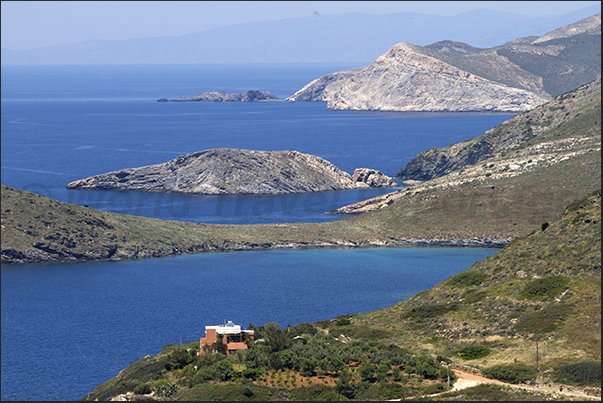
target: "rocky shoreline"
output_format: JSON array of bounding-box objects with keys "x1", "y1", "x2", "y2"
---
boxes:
[{"x1": 2, "y1": 235, "x2": 510, "y2": 265}]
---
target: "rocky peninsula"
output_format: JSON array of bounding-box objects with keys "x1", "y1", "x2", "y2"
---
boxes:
[
  {"x1": 158, "y1": 90, "x2": 279, "y2": 102},
  {"x1": 287, "y1": 42, "x2": 549, "y2": 112},
  {"x1": 285, "y1": 14, "x2": 600, "y2": 112},
  {"x1": 66, "y1": 148, "x2": 396, "y2": 195}
]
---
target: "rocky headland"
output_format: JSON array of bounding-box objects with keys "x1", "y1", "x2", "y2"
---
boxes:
[
  {"x1": 158, "y1": 90, "x2": 279, "y2": 102},
  {"x1": 286, "y1": 13, "x2": 600, "y2": 112},
  {"x1": 65, "y1": 148, "x2": 396, "y2": 195}
]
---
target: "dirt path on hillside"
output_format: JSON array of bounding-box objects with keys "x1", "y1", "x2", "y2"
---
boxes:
[{"x1": 450, "y1": 369, "x2": 601, "y2": 400}]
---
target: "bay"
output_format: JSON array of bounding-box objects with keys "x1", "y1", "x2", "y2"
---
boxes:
[
  {"x1": 1, "y1": 64, "x2": 514, "y2": 224},
  {"x1": 1, "y1": 247, "x2": 498, "y2": 401},
  {"x1": 1, "y1": 64, "x2": 512, "y2": 400}
]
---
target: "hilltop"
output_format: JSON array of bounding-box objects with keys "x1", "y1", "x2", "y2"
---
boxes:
[{"x1": 286, "y1": 14, "x2": 600, "y2": 112}]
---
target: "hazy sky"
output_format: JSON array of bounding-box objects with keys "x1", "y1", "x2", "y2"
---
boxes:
[{"x1": 2, "y1": 1, "x2": 600, "y2": 51}]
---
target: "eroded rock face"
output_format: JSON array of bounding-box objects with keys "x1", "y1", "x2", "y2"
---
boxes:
[
  {"x1": 351, "y1": 168, "x2": 397, "y2": 188},
  {"x1": 287, "y1": 42, "x2": 549, "y2": 112},
  {"x1": 66, "y1": 148, "x2": 365, "y2": 195}
]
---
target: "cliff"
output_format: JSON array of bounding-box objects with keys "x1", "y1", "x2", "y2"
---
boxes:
[
  {"x1": 289, "y1": 42, "x2": 548, "y2": 113},
  {"x1": 159, "y1": 90, "x2": 279, "y2": 102},
  {"x1": 65, "y1": 148, "x2": 394, "y2": 195},
  {"x1": 286, "y1": 14, "x2": 601, "y2": 112}
]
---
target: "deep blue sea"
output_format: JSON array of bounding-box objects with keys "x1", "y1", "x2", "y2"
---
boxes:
[{"x1": 1, "y1": 64, "x2": 514, "y2": 401}]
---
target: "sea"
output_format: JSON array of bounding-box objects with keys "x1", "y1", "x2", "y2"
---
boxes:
[{"x1": 1, "y1": 63, "x2": 515, "y2": 401}]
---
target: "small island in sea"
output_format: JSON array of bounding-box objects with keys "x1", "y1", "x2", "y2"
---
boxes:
[
  {"x1": 157, "y1": 90, "x2": 279, "y2": 102},
  {"x1": 65, "y1": 148, "x2": 396, "y2": 195}
]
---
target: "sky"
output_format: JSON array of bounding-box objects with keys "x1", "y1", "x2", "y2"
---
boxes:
[{"x1": 1, "y1": 1, "x2": 600, "y2": 51}]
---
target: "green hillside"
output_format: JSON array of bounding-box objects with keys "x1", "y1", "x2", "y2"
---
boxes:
[
  {"x1": 80, "y1": 190, "x2": 600, "y2": 401},
  {"x1": 354, "y1": 190, "x2": 600, "y2": 366}
]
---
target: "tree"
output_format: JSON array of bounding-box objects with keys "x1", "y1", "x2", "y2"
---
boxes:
[
  {"x1": 214, "y1": 359, "x2": 234, "y2": 381},
  {"x1": 416, "y1": 362, "x2": 438, "y2": 379},
  {"x1": 264, "y1": 322, "x2": 291, "y2": 352},
  {"x1": 166, "y1": 348, "x2": 192, "y2": 371},
  {"x1": 245, "y1": 348, "x2": 258, "y2": 368},
  {"x1": 327, "y1": 356, "x2": 344, "y2": 374},
  {"x1": 300, "y1": 357, "x2": 316, "y2": 377},
  {"x1": 359, "y1": 362, "x2": 376, "y2": 381},
  {"x1": 281, "y1": 349, "x2": 300, "y2": 369},
  {"x1": 376, "y1": 362, "x2": 390, "y2": 381}
]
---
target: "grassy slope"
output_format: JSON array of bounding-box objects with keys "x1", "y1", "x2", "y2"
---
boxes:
[
  {"x1": 352, "y1": 190, "x2": 601, "y2": 371},
  {"x1": 79, "y1": 191, "x2": 600, "y2": 401}
]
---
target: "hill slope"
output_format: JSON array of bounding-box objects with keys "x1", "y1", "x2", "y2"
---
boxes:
[
  {"x1": 333, "y1": 77, "x2": 601, "y2": 214},
  {"x1": 351, "y1": 189, "x2": 600, "y2": 380}
]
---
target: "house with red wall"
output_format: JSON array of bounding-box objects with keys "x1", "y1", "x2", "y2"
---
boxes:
[{"x1": 199, "y1": 321, "x2": 254, "y2": 356}]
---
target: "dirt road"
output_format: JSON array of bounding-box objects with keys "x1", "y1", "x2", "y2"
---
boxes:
[{"x1": 450, "y1": 369, "x2": 601, "y2": 400}]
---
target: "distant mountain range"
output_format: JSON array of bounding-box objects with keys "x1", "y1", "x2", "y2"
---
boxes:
[{"x1": 1, "y1": 5, "x2": 600, "y2": 65}]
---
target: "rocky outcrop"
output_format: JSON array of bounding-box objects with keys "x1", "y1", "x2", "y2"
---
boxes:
[
  {"x1": 351, "y1": 168, "x2": 397, "y2": 188},
  {"x1": 286, "y1": 14, "x2": 601, "y2": 111},
  {"x1": 396, "y1": 77, "x2": 602, "y2": 180},
  {"x1": 66, "y1": 148, "x2": 389, "y2": 195},
  {"x1": 287, "y1": 42, "x2": 549, "y2": 112},
  {"x1": 163, "y1": 90, "x2": 279, "y2": 102},
  {"x1": 283, "y1": 67, "x2": 363, "y2": 102}
]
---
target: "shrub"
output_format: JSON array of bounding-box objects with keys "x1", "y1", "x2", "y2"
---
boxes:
[
  {"x1": 194, "y1": 367, "x2": 215, "y2": 382},
  {"x1": 242, "y1": 367, "x2": 262, "y2": 380},
  {"x1": 462, "y1": 384, "x2": 515, "y2": 400},
  {"x1": 153, "y1": 380, "x2": 178, "y2": 397},
  {"x1": 242, "y1": 386, "x2": 254, "y2": 397},
  {"x1": 482, "y1": 364, "x2": 536, "y2": 384},
  {"x1": 424, "y1": 383, "x2": 445, "y2": 394},
  {"x1": 133, "y1": 382, "x2": 151, "y2": 394},
  {"x1": 403, "y1": 303, "x2": 458, "y2": 320},
  {"x1": 454, "y1": 345, "x2": 491, "y2": 360},
  {"x1": 335, "y1": 318, "x2": 351, "y2": 326},
  {"x1": 514, "y1": 303, "x2": 572, "y2": 334},
  {"x1": 555, "y1": 362, "x2": 601, "y2": 386},
  {"x1": 519, "y1": 276, "x2": 570, "y2": 300},
  {"x1": 462, "y1": 289, "x2": 488, "y2": 304},
  {"x1": 447, "y1": 272, "x2": 488, "y2": 287},
  {"x1": 288, "y1": 384, "x2": 339, "y2": 401}
]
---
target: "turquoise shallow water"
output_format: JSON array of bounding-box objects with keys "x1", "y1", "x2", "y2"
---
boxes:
[{"x1": 1, "y1": 64, "x2": 513, "y2": 400}]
